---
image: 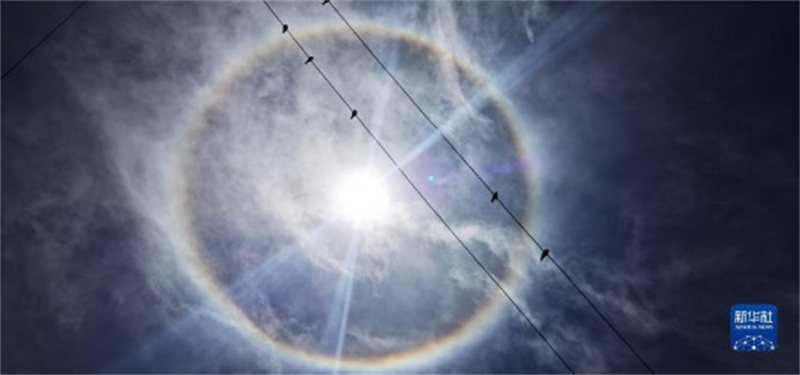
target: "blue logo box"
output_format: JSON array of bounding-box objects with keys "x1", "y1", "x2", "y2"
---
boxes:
[{"x1": 730, "y1": 304, "x2": 777, "y2": 352}]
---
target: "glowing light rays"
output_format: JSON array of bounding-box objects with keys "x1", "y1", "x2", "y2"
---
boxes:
[{"x1": 171, "y1": 24, "x2": 535, "y2": 371}]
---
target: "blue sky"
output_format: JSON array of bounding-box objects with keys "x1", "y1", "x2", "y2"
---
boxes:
[{"x1": 2, "y1": 1, "x2": 798, "y2": 373}]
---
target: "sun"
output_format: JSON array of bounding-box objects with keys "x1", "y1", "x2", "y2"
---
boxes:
[{"x1": 335, "y1": 171, "x2": 391, "y2": 225}]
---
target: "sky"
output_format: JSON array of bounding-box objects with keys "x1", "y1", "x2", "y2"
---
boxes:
[{"x1": 1, "y1": 1, "x2": 798, "y2": 374}]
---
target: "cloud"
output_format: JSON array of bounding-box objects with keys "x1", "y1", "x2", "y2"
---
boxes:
[
  {"x1": 8, "y1": 2, "x2": 796, "y2": 374},
  {"x1": 1, "y1": 2, "x2": 546, "y2": 372}
]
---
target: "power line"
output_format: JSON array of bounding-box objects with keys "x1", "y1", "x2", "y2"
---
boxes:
[
  {"x1": 549, "y1": 257, "x2": 655, "y2": 374},
  {"x1": 260, "y1": 1, "x2": 574, "y2": 373},
  {"x1": 1, "y1": 1, "x2": 89, "y2": 80},
  {"x1": 322, "y1": 2, "x2": 655, "y2": 374}
]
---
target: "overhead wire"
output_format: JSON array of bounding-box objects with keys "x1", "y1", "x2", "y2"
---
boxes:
[
  {"x1": 260, "y1": 1, "x2": 575, "y2": 373},
  {"x1": 2, "y1": 1, "x2": 649, "y2": 373},
  {"x1": 321, "y1": 2, "x2": 655, "y2": 373},
  {"x1": 1, "y1": 1, "x2": 89, "y2": 80}
]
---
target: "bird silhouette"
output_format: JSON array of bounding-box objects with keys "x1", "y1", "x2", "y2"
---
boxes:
[
  {"x1": 282, "y1": 24, "x2": 288, "y2": 34},
  {"x1": 491, "y1": 191, "x2": 499, "y2": 203},
  {"x1": 540, "y1": 249, "x2": 550, "y2": 261},
  {"x1": 322, "y1": 0, "x2": 330, "y2": 4},
  {"x1": 350, "y1": 110, "x2": 358, "y2": 119},
  {"x1": 305, "y1": 56, "x2": 314, "y2": 65}
]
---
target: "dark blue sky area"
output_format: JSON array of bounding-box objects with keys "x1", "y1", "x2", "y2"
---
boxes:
[{"x1": 2, "y1": 1, "x2": 798, "y2": 374}]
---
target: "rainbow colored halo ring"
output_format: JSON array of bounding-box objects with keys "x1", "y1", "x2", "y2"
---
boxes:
[{"x1": 171, "y1": 23, "x2": 538, "y2": 371}]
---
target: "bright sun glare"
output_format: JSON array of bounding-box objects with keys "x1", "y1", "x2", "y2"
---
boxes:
[{"x1": 335, "y1": 171, "x2": 391, "y2": 225}]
